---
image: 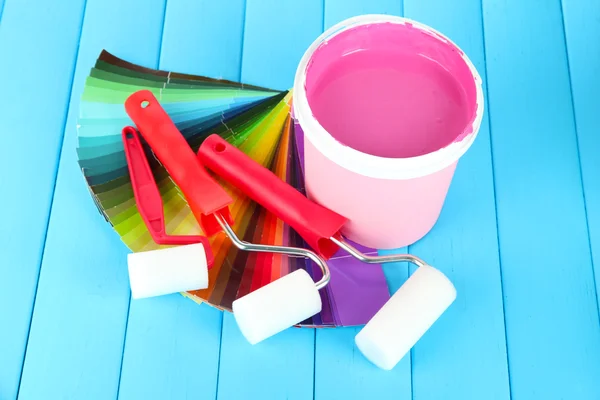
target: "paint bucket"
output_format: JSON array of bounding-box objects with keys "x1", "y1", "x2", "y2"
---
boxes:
[{"x1": 293, "y1": 15, "x2": 483, "y2": 249}]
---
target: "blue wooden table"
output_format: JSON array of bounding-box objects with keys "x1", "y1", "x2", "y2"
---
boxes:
[{"x1": 1, "y1": 0, "x2": 599, "y2": 399}]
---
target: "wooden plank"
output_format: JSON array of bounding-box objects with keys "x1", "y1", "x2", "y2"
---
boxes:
[
  {"x1": 314, "y1": 4, "x2": 414, "y2": 400},
  {"x1": 482, "y1": 0, "x2": 600, "y2": 398},
  {"x1": 15, "y1": 1, "x2": 165, "y2": 399},
  {"x1": 324, "y1": 0, "x2": 402, "y2": 22},
  {"x1": 400, "y1": 1, "x2": 510, "y2": 398},
  {"x1": 116, "y1": 1, "x2": 245, "y2": 398},
  {"x1": 117, "y1": 296, "x2": 222, "y2": 399},
  {"x1": 562, "y1": 0, "x2": 600, "y2": 313},
  {"x1": 239, "y1": 0, "x2": 323, "y2": 91},
  {"x1": 159, "y1": 0, "x2": 245, "y2": 80},
  {"x1": 0, "y1": 0, "x2": 85, "y2": 398},
  {"x1": 215, "y1": 1, "x2": 323, "y2": 399},
  {"x1": 218, "y1": 314, "x2": 316, "y2": 400}
]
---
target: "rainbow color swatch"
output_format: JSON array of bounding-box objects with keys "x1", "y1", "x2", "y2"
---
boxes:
[{"x1": 76, "y1": 51, "x2": 391, "y2": 327}]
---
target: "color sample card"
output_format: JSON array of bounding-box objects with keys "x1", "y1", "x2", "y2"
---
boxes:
[{"x1": 76, "y1": 50, "x2": 390, "y2": 327}]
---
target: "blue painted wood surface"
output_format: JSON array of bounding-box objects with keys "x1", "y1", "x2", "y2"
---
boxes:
[{"x1": 0, "y1": 0, "x2": 598, "y2": 399}]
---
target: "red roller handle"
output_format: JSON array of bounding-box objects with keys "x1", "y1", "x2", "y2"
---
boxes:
[
  {"x1": 197, "y1": 134, "x2": 348, "y2": 260},
  {"x1": 122, "y1": 126, "x2": 214, "y2": 267},
  {"x1": 124, "y1": 90, "x2": 233, "y2": 236}
]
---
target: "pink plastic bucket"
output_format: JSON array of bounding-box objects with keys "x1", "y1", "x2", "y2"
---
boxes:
[{"x1": 293, "y1": 15, "x2": 484, "y2": 249}]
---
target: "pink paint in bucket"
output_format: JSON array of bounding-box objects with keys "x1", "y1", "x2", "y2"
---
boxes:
[{"x1": 293, "y1": 15, "x2": 484, "y2": 249}]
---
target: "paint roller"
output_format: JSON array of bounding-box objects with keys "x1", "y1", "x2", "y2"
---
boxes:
[
  {"x1": 121, "y1": 125, "x2": 214, "y2": 299},
  {"x1": 123, "y1": 90, "x2": 456, "y2": 370}
]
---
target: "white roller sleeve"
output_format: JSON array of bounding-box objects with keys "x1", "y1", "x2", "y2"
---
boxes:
[
  {"x1": 127, "y1": 243, "x2": 209, "y2": 299},
  {"x1": 355, "y1": 264, "x2": 456, "y2": 370},
  {"x1": 232, "y1": 269, "x2": 322, "y2": 344}
]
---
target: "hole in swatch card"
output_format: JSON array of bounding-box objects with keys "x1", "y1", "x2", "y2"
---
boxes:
[
  {"x1": 141, "y1": 100, "x2": 150, "y2": 108},
  {"x1": 305, "y1": 22, "x2": 478, "y2": 158}
]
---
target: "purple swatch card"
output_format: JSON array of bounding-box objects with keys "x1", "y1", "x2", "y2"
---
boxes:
[{"x1": 326, "y1": 254, "x2": 391, "y2": 326}]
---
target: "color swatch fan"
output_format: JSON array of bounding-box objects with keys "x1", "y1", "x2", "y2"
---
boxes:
[{"x1": 76, "y1": 50, "x2": 391, "y2": 327}]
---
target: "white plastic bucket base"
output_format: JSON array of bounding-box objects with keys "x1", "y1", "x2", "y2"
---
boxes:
[
  {"x1": 232, "y1": 269, "x2": 322, "y2": 344},
  {"x1": 355, "y1": 264, "x2": 456, "y2": 370},
  {"x1": 127, "y1": 243, "x2": 209, "y2": 299}
]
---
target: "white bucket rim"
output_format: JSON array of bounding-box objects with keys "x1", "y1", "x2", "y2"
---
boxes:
[{"x1": 292, "y1": 14, "x2": 484, "y2": 180}]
